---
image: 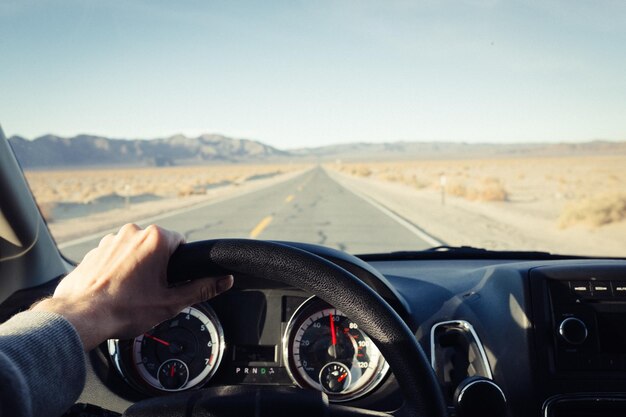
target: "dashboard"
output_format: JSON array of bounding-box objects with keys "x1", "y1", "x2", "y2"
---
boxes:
[{"x1": 73, "y1": 243, "x2": 626, "y2": 417}]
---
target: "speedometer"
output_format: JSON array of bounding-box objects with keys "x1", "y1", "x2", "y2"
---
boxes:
[
  {"x1": 283, "y1": 297, "x2": 389, "y2": 401},
  {"x1": 108, "y1": 304, "x2": 224, "y2": 394},
  {"x1": 133, "y1": 305, "x2": 223, "y2": 391}
]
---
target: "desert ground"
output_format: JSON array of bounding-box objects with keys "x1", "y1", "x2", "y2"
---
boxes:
[
  {"x1": 325, "y1": 155, "x2": 626, "y2": 256},
  {"x1": 22, "y1": 155, "x2": 626, "y2": 257},
  {"x1": 26, "y1": 164, "x2": 307, "y2": 207}
]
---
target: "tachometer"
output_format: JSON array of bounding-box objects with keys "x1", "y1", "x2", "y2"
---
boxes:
[
  {"x1": 283, "y1": 297, "x2": 388, "y2": 401},
  {"x1": 108, "y1": 304, "x2": 224, "y2": 394}
]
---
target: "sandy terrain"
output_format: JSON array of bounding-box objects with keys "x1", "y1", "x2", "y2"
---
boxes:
[
  {"x1": 326, "y1": 156, "x2": 626, "y2": 257},
  {"x1": 25, "y1": 164, "x2": 311, "y2": 243},
  {"x1": 25, "y1": 164, "x2": 306, "y2": 206},
  {"x1": 22, "y1": 155, "x2": 626, "y2": 256}
]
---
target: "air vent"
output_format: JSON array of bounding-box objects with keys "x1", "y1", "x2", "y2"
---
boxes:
[{"x1": 430, "y1": 320, "x2": 492, "y2": 402}]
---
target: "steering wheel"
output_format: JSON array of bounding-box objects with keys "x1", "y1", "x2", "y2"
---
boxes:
[{"x1": 123, "y1": 239, "x2": 447, "y2": 417}]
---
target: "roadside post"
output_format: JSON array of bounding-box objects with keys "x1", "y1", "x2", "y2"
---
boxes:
[
  {"x1": 440, "y1": 174, "x2": 447, "y2": 206},
  {"x1": 124, "y1": 184, "x2": 130, "y2": 209}
]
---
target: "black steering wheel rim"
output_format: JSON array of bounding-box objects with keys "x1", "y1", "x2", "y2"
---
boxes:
[{"x1": 163, "y1": 239, "x2": 446, "y2": 417}]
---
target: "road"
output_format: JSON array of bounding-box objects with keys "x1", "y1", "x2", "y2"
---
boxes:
[{"x1": 60, "y1": 167, "x2": 438, "y2": 261}]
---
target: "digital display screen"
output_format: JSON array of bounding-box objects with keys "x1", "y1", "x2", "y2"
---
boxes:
[{"x1": 233, "y1": 345, "x2": 277, "y2": 363}]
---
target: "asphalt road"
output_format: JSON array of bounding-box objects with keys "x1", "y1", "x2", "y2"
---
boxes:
[{"x1": 60, "y1": 167, "x2": 437, "y2": 261}]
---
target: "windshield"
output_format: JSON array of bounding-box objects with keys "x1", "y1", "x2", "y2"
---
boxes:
[{"x1": 2, "y1": 2, "x2": 625, "y2": 260}]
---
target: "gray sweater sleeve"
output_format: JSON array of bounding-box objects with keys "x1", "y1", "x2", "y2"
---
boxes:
[{"x1": 0, "y1": 311, "x2": 87, "y2": 417}]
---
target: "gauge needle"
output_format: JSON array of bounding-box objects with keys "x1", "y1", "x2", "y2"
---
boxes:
[
  {"x1": 143, "y1": 333, "x2": 170, "y2": 347},
  {"x1": 329, "y1": 313, "x2": 338, "y2": 358},
  {"x1": 337, "y1": 373, "x2": 348, "y2": 383},
  {"x1": 170, "y1": 365, "x2": 175, "y2": 377}
]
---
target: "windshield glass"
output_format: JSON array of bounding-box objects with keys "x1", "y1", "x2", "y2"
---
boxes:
[{"x1": 2, "y1": 1, "x2": 625, "y2": 260}]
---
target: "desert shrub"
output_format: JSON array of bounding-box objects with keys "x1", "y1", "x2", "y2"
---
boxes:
[
  {"x1": 446, "y1": 181, "x2": 467, "y2": 198},
  {"x1": 177, "y1": 185, "x2": 195, "y2": 197},
  {"x1": 352, "y1": 166, "x2": 372, "y2": 177},
  {"x1": 466, "y1": 178, "x2": 508, "y2": 202},
  {"x1": 406, "y1": 175, "x2": 428, "y2": 189},
  {"x1": 558, "y1": 193, "x2": 626, "y2": 228},
  {"x1": 381, "y1": 171, "x2": 403, "y2": 182}
]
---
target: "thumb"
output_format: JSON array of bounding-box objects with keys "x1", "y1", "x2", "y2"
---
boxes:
[{"x1": 176, "y1": 275, "x2": 234, "y2": 306}]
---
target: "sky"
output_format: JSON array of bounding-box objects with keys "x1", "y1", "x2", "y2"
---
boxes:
[{"x1": 1, "y1": 0, "x2": 625, "y2": 149}]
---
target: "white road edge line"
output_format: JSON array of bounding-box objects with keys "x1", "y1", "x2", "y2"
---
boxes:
[
  {"x1": 326, "y1": 171, "x2": 444, "y2": 247},
  {"x1": 58, "y1": 168, "x2": 314, "y2": 250}
]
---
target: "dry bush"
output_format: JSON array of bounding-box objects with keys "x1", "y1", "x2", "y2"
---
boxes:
[
  {"x1": 406, "y1": 175, "x2": 428, "y2": 189},
  {"x1": 177, "y1": 185, "x2": 196, "y2": 197},
  {"x1": 558, "y1": 193, "x2": 626, "y2": 228},
  {"x1": 381, "y1": 172, "x2": 403, "y2": 182},
  {"x1": 352, "y1": 166, "x2": 372, "y2": 177},
  {"x1": 446, "y1": 181, "x2": 468, "y2": 198},
  {"x1": 466, "y1": 178, "x2": 508, "y2": 202},
  {"x1": 433, "y1": 178, "x2": 508, "y2": 202}
]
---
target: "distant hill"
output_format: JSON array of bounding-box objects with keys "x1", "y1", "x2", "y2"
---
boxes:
[
  {"x1": 290, "y1": 140, "x2": 626, "y2": 161},
  {"x1": 7, "y1": 133, "x2": 626, "y2": 168},
  {"x1": 8, "y1": 134, "x2": 287, "y2": 168}
]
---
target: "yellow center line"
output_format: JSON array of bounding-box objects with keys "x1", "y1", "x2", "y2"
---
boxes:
[
  {"x1": 249, "y1": 215, "x2": 273, "y2": 238},
  {"x1": 285, "y1": 194, "x2": 295, "y2": 203}
]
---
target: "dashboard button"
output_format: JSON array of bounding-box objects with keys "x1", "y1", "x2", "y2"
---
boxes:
[
  {"x1": 558, "y1": 317, "x2": 588, "y2": 345},
  {"x1": 569, "y1": 282, "x2": 591, "y2": 297},
  {"x1": 590, "y1": 281, "x2": 612, "y2": 297},
  {"x1": 614, "y1": 282, "x2": 626, "y2": 296}
]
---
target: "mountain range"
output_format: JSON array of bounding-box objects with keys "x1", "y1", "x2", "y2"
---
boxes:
[
  {"x1": 7, "y1": 133, "x2": 626, "y2": 169},
  {"x1": 8, "y1": 134, "x2": 286, "y2": 168}
]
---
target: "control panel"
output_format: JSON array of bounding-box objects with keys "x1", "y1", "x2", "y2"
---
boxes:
[
  {"x1": 529, "y1": 264, "x2": 626, "y2": 414},
  {"x1": 548, "y1": 276, "x2": 626, "y2": 372}
]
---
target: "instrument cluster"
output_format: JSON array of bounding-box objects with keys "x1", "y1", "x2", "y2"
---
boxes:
[{"x1": 107, "y1": 294, "x2": 389, "y2": 402}]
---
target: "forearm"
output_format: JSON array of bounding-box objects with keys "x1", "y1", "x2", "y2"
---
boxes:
[
  {"x1": 32, "y1": 297, "x2": 112, "y2": 351},
  {"x1": 0, "y1": 311, "x2": 86, "y2": 417}
]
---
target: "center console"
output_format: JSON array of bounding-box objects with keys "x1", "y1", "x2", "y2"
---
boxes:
[
  {"x1": 550, "y1": 276, "x2": 626, "y2": 372},
  {"x1": 530, "y1": 263, "x2": 626, "y2": 417}
]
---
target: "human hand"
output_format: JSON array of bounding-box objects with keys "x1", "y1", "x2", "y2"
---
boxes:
[{"x1": 32, "y1": 224, "x2": 233, "y2": 350}]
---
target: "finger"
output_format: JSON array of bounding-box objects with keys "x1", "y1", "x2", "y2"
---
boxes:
[
  {"x1": 98, "y1": 233, "x2": 115, "y2": 247},
  {"x1": 80, "y1": 238, "x2": 110, "y2": 262},
  {"x1": 144, "y1": 224, "x2": 185, "y2": 254},
  {"x1": 174, "y1": 275, "x2": 234, "y2": 306},
  {"x1": 117, "y1": 223, "x2": 141, "y2": 238},
  {"x1": 164, "y1": 229, "x2": 185, "y2": 253}
]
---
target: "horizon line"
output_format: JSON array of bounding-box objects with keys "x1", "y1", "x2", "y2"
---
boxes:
[{"x1": 5, "y1": 130, "x2": 625, "y2": 150}]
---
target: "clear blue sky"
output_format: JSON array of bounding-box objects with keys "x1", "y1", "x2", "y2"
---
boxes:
[{"x1": 1, "y1": 0, "x2": 625, "y2": 149}]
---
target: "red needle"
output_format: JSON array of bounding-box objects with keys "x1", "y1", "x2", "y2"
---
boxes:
[
  {"x1": 337, "y1": 373, "x2": 348, "y2": 383},
  {"x1": 170, "y1": 364, "x2": 175, "y2": 377},
  {"x1": 329, "y1": 313, "x2": 337, "y2": 346},
  {"x1": 143, "y1": 333, "x2": 170, "y2": 347}
]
